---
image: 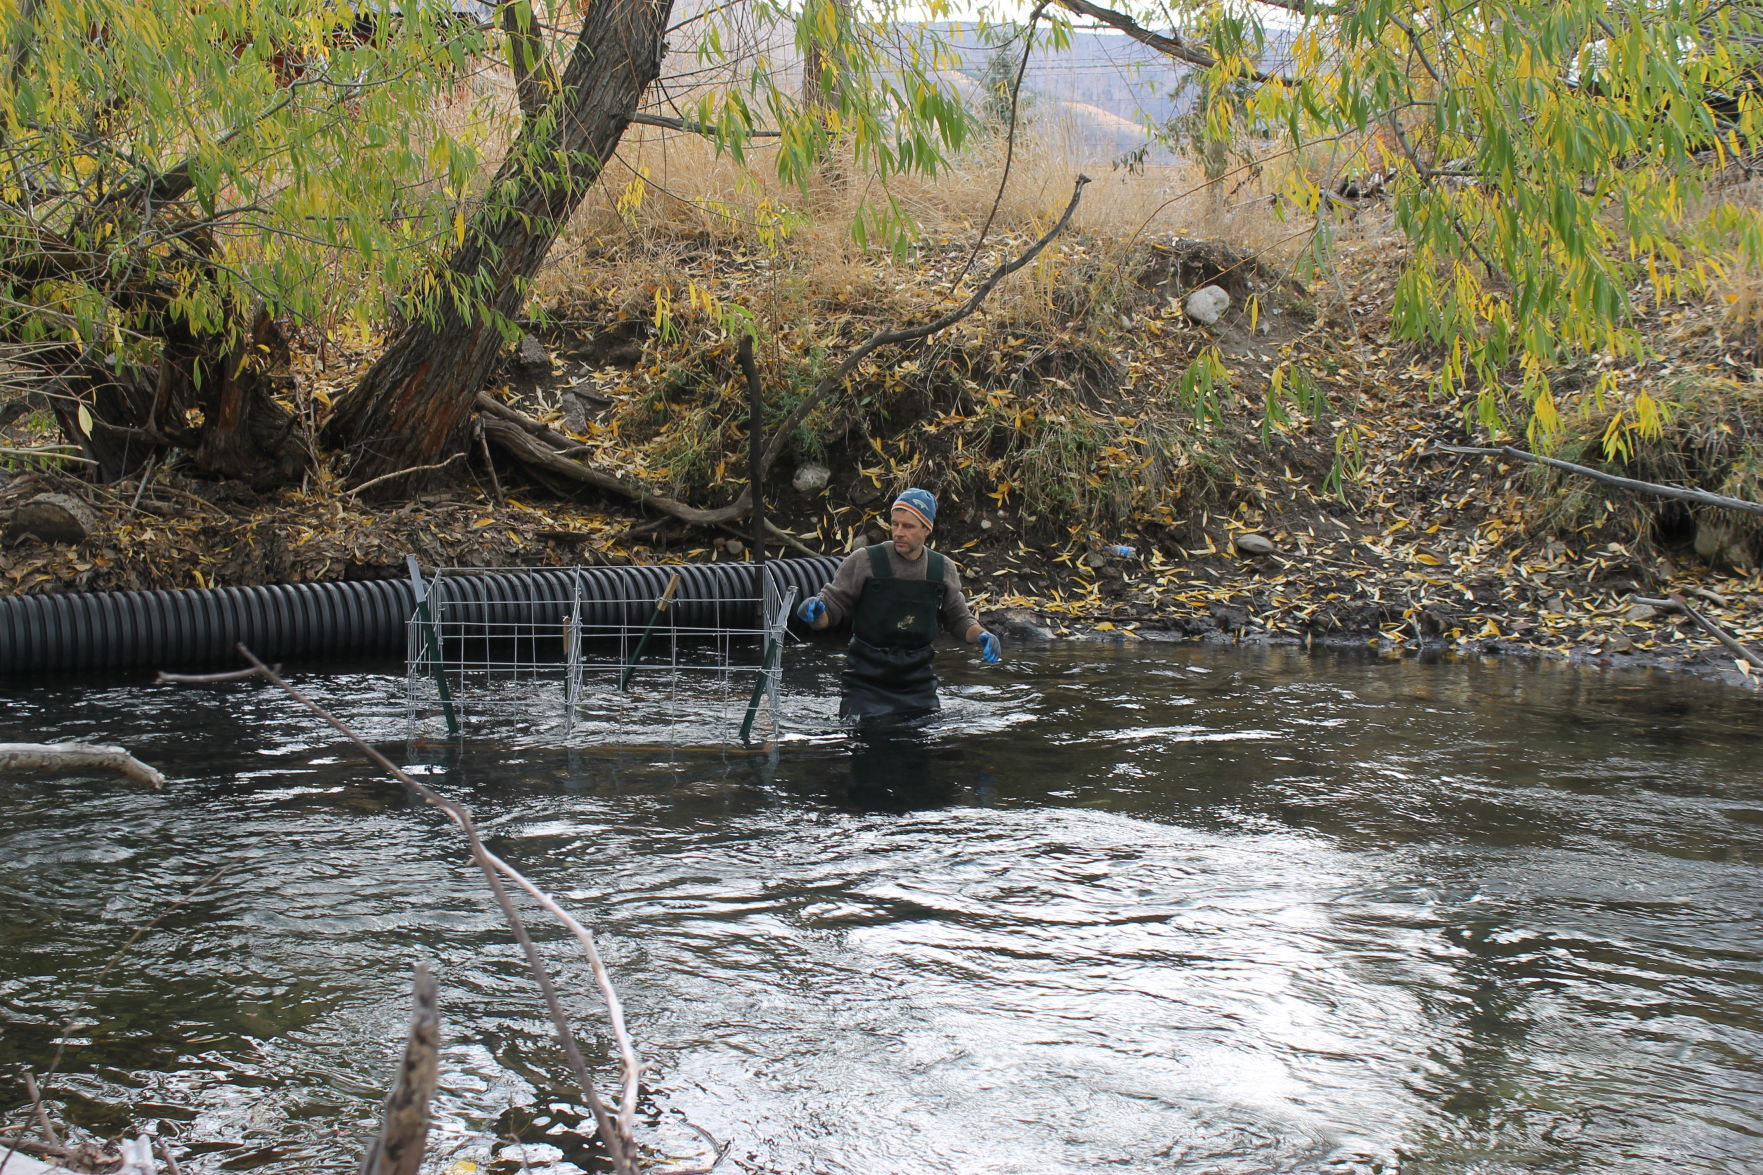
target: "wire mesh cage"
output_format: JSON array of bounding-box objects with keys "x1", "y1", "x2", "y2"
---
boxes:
[{"x1": 405, "y1": 564, "x2": 799, "y2": 746}]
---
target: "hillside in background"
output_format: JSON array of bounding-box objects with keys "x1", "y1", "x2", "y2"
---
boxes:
[{"x1": 921, "y1": 21, "x2": 1300, "y2": 162}]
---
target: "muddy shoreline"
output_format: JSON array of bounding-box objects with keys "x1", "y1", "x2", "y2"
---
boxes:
[{"x1": 2, "y1": 465, "x2": 1757, "y2": 694}]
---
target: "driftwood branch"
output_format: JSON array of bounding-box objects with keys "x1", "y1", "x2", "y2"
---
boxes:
[
  {"x1": 359, "y1": 964, "x2": 441, "y2": 1175},
  {"x1": 1435, "y1": 443, "x2": 1763, "y2": 515},
  {"x1": 481, "y1": 412, "x2": 737, "y2": 525},
  {"x1": 161, "y1": 650, "x2": 652, "y2": 1175},
  {"x1": 1634, "y1": 594, "x2": 1763, "y2": 670},
  {"x1": 0, "y1": 742, "x2": 166, "y2": 789}
]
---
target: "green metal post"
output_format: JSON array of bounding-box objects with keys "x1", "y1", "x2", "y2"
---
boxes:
[
  {"x1": 406, "y1": 556, "x2": 459, "y2": 736},
  {"x1": 737, "y1": 634, "x2": 782, "y2": 746},
  {"x1": 620, "y1": 573, "x2": 682, "y2": 691}
]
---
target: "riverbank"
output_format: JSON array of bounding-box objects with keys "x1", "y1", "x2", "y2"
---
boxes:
[
  {"x1": 1, "y1": 455, "x2": 1757, "y2": 690},
  {"x1": 2, "y1": 226, "x2": 1760, "y2": 690}
]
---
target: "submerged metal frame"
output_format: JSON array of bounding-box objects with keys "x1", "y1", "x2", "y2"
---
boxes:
[{"x1": 405, "y1": 565, "x2": 797, "y2": 747}]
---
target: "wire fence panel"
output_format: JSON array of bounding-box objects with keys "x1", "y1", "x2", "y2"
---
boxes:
[{"x1": 406, "y1": 565, "x2": 798, "y2": 747}]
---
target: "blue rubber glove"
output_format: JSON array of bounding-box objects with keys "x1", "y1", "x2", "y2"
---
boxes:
[
  {"x1": 978, "y1": 630, "x2": 1001, "y2": 664},
  {"x1": 798, "y1": 597, "x2": 826, "y2": 624}
]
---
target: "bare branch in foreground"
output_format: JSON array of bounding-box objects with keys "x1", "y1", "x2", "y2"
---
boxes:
[
  {"x1": 359, "y1": 964, "x2": 441, "y2": 1175},
  {"x1": 0, "y1": 742, "x2": 167, "y2": 789},
  {"x1": 160, "y1": 648, "x2": 664, "y2": 1175},
  {"x1": 22, "y1": 1071, "x2": 60, "y2": 1149},
  {"x1": 1435, "y1": 443, "x2": 1763, "y2": 515}
]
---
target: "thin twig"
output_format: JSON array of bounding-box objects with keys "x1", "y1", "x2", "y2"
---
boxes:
[
  {"x1": 470, "y1": 847, "x2": 641, "y2": 1139},
  {"x1": 756, "y1": 174, "x2": 1093, "y2": 484},
  {"x1": 350, "y1": 452, "x2": 466, "y2": 499},
  {"x1": 949, "y1": 2, "x2": 1049, "y2": 295},
  {"x1": 477, "y1": 423, "x2": 506, "y2": 507},
  {"x1": 0, "y1": 444, "x2": 96, "y2": 464},
  {"x1": 125, "y1": 455, "x2": 158, "y2": 520}
]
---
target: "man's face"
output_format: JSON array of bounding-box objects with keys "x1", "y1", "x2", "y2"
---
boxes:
[{"x1": 890, "y1": 506, "x2": 930, "y2": 558}]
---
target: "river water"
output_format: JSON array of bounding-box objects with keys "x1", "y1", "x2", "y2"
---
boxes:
[{"x1": 2, "y1": 643, "x2": 1760, "y2": 1174}]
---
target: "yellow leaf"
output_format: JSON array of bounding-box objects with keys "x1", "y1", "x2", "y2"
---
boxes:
[{"x1": 1414, "y1": 553, "x2": 1441, "y2": 566}]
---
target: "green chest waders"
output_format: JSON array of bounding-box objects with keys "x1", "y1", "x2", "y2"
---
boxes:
[{"x1": 841, "y1": 544, "x2": 946, "y2": 719}]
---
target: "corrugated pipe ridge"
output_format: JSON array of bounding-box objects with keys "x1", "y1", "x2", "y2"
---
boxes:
[{"x1": 0, "y1": 558, "x2": 841, "y2": 677}]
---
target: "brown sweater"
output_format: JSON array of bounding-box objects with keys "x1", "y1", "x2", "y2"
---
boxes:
[{"x1": 814, "y1": 543, "x2": 978, "y2": 638}]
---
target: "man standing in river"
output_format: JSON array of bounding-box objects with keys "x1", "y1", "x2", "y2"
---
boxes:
[{"x1": 797, "y1": 487, "x2": 1001, "y2": 719}]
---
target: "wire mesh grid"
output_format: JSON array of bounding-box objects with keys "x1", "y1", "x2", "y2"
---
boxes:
[{"x1": 405, "y1": 566, "x2": 798, "y2": 747}]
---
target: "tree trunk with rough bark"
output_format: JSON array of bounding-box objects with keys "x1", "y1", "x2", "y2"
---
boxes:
[
  {"x1": 323, "y1": 0, "x2": 674, "y2": 489},
  {"x1": 57, "y1": 305, "x2": 305, "y2": 488}
]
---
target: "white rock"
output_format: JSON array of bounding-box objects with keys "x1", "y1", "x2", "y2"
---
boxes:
[
  {"x1": 1235, "y1": 532, "x2": 1277, "y2": 556},
  {"x1": 1184, "y1": 285, "x2": 1231, "y2": 326},
  {"x1": 792, "y1": 462, "x2": 831, "y2": 493}
]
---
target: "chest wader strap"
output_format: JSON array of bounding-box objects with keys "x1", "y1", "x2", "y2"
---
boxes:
[{"x1": 865, "y1": 543, "x2": 944, "y2": 584}]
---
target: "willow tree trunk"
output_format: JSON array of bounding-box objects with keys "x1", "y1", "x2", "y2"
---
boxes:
[{"x1": 323, "y1": 0, "x2": 674, "y2": 487}]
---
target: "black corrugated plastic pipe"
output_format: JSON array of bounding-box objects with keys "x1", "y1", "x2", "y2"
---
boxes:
[{"x1": 0, "y1": 558, "x2": 842, "y2": 677}]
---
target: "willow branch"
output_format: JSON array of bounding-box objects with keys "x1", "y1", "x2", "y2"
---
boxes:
[
  {"x1": 1635, "y1": 595, "x2": 1763, "y2": 670},
  {"x1": 1051, "y1": 0, "x2": 1294, "y2": 84}
]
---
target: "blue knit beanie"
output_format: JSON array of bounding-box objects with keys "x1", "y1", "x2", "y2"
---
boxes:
[{"x1": 892, "y1": 487, "x2": 936, "y2": 528}]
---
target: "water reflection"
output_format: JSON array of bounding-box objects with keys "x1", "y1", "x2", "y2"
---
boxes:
[{"x1": 0, "y1": 645, "x2": 1759, "y2": 1174}]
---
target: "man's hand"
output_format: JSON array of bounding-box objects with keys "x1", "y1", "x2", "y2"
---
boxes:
[
  {"x1": 978, "y1": 631, "x2": 1001, "y2": 663},
  {"x1": 798, "y1": 597, "x2": 826, "y2": 625}
]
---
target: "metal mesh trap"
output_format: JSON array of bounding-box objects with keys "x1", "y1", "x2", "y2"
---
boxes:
[{"x1": 404, "y1": 564, "x2": 799, "y2": 746}]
